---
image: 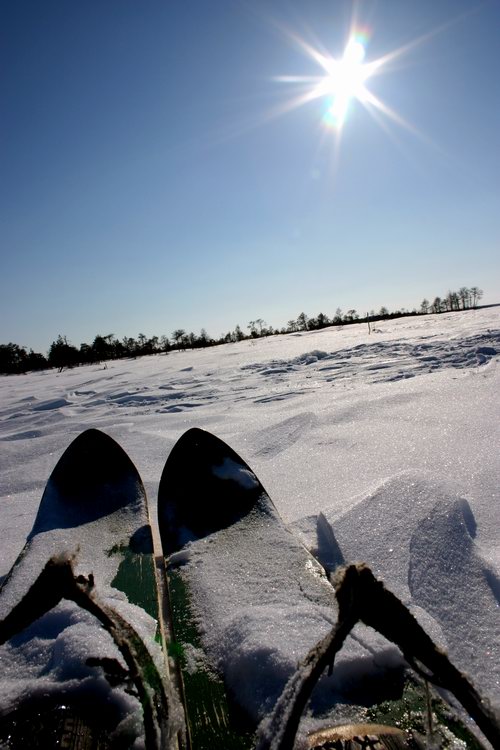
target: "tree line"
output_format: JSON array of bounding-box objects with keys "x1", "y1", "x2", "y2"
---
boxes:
[
  {"x1": 419, "y1": 286, "x2": 483, "y2": 314},
  {"x1": 0, "y1": 286, "x2": 484, "y2": 374}
]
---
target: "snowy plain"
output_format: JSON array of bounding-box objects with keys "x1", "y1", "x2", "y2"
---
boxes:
[{"x1": 0, "y1": 307, "x2": 499, "y2": 741}]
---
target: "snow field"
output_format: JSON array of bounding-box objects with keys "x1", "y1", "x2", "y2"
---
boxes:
[{"x1": 0, "y1": 307, "x2": 499, "y2": 742}]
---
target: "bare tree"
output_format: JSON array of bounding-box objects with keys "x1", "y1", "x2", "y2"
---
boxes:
[
  {"x1": 470, "y1": 287, "x2": 483, "y2": 308},
  {"x1": 431, "y1": 297, "x2": 442, "y2": 314},
  {"x1": 247, "y1": 321, "x2": 258, "y2": 338},
  {"x1": 199, "y1": 328, "x2": 211, "y2": 347},
  {"x1": 445, "y1": 291, "x2": 460, "y2": 312},
  {"x1": 297, "y1": 312, "x2": 308, "y2": 330},
  {"x1": 458, "y1": 287, "x2": 470, "y2": 310},
  {"x1": 233, "y1": 325, "x2": 245, "y2": 341},
  {"x1": 172, "y1": 329, "x2": 187, "y2": 349},
  {"x1": 255, "y1": 318, "x2": 267, "y2": 336}
]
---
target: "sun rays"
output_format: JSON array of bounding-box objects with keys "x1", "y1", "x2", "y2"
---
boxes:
[
  {"x1": 271, "y1": 6, "x2": 475, "y2": 148},
  {"x1": 273, "y1": 24, "x2": 413, "y2": 137}
]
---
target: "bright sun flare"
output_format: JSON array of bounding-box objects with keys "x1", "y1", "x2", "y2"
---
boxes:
[
  {"x1": 321, "y1": 37, "x2": 371, "y2": 128},
  {"x1": 273, "y1": 24, "x2": 424, "y2": 139}
]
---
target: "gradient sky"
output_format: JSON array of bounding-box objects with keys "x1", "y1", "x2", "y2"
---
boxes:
[{"x1": 1, "y1": 0, "x2": 499, "y2": 353}]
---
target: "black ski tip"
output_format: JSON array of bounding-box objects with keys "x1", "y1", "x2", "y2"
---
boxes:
[
  {"x1": 30, "y1": 429, "x2": 142, "y2": 537},
  {"x1": 158, "y1": 428, "x2": 266, "y2": 555},
  {"x1": 49, "y1": 429, "x2": 130, "y2": 485}
]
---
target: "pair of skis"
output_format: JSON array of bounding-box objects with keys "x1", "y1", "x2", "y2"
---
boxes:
[{"x1": 0, "y1": 428, "x2": 498, "y2": 749}]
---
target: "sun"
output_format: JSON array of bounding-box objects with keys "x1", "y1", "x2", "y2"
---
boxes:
[
  {"x1": 272, "y1": 23, "x2": 424, "y2": 139},
  {"x1": 317, "y1": 34, "x2": 373, "y2": 129},
  {"x1": 273, "y1": 27, "x2": 382, "y2": 133}
]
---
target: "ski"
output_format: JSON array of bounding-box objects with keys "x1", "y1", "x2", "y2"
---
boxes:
[
  {"x1": 157, "y1": 427, "x2": 340, "y2": 749},
  {"x1": 158, "y1": 428, "x2": 498, "y2": 750},
  {"x1": 0, "y1": 429, "x2": 179, "y2": 749}
]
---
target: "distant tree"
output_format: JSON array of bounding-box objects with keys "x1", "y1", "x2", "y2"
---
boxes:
[
  {"x1": 286, "y1": 319, "x2": 298, "y2": 332},
  {"x1": 159, "y1": 335, "x2": 170, "y2": 353},
  {"x1": 92, "y1": 334, "x2": 114, "y2": 362},
  {"x1": 247, "y1": 321, "x2": 258, "y2": 338},
  {"x1": 431, "y1": 297, "x2": 442, "y2": 314},
  {"x1": 0, "y1": 343, "x2": 27, "y2": 374},
  {"x1": 147, "y1": 336, "x2": 159, "y2": 353},
  {"x1": 26, "y1": 349, "x2": 48, "y2": 371},
  {"x1": 233, "y1": 325, "x2": 245, "y2": 342},
  {"x1": 172, "y1": 329, "x2": 187, "y2": 349},
  {"x1": 112, "y1": 337, "x2": 126, "y2": 359},
  {"x1": 122, "y1": 337, "x2": 137, "y2": 356},
  {"x1": 445, "y1": 291, "x2": 459, "y2": 312},
  {"x1": 316, "y1": 312, "x2": 330, "y2": 329},
  {"x1": 79, "y1": 342, "x2": 92, "y2": 363},
  {"x1": 0, "y1": 343, "x2": 47, "y2": 373},
  {"x1": 469, "y1": 287, "x2": 483, "y2": 308},
  {"x1": 420, "y1": 299, "x2": 429, "y2": 314},
  {"x1": 345, "y1": 309, "x2": 358, "y2": 322},
  {"x1": 255, "y1": 318, "x2": 267, "y2": 336},
  {"x1": 48, "y1": 335, "x2": 79, "y2": 371},
  {"x1": 333, "y1": 308, "x2": 343, "y2": 324},
  {"x1": 194, "y1": 329, "x2": 204, "y2": 347},
  {"x1": 458, "y1": 287, "x2": 470, "y2": 310},
  {"x1": 297, "y1": 312, "x2": 308, "y2": 330},
  {"x1": 379, "y1": 306, "x2": 389, "y2": 318}
]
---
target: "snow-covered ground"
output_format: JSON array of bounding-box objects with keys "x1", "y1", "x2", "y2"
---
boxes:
[{"x1": 1, "y1": 307, "x2": 499, "y2": 735}]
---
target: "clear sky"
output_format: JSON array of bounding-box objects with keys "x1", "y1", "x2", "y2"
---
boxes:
[{"x1": 1, "y1": 0, "x2": 499, "y2": 353}]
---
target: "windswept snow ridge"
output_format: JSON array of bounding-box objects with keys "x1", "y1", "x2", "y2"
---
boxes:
[{"x1": 293, "y1": 474, "x2": 500, "y2": 703}]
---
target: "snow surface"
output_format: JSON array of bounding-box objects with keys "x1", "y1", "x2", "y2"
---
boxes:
[{"x1": 1, "y1": 308, "x2": 499, "y2": 740}]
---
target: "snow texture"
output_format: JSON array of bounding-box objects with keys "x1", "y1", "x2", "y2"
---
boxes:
[
  {"x1": 0, "y1": 307, "x2": 499, "y2": 738},
  {"x1": 169, "y1": 499, "x2": 338, "y2": 722}
]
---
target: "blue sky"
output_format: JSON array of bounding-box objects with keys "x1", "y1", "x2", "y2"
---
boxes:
[{"x1": 1, "y1": 0, "x2": 499, "y2": 352}]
